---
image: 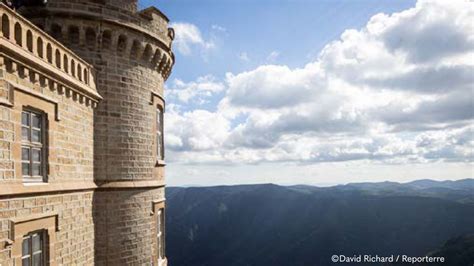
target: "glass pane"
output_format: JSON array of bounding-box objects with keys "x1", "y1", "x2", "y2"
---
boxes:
[
  {"x1": 32, "y1": 163, "x2": 41, "y2": 176},
  {"x1": 160, "y1": 211, "x2": 165, "y2": 232},
  {"x1": 157, "y1": 109, "x2": 162, "y2": 124},
  {"x1": 158, "y1": 237, "x2": 162, "y2": 257},
  {"x1": 32, "y1": 253, "x2": 42, "y2": 266},
  {"x1": 32, "y1": 149, "x2": 41, "y2": 162},
  {"x1": 22, "y1": 257, "x2": 30, "y2": 266},
  {"x1": 22, "y1": 127, "x2": 30, "y2": 141},
  {"x1": 32, "y1": 234, "x2": 41, "y2": 252},
  {"x1": 22, "y1": 112, "x2": 30, "y2": 126},
  {"x1": 32, "y1": 113, "x2": 41, "y2": 128},
  {"x1": 157, "y1": 212, "x2": 161, "y2": 229},
  {"x1": 22, "y1": 162, "x2": 30, "y2": 176},
  {"x1": 32, "y1": 130, "x2": 41, "y2": 143},
  {"x1": 22, "y1": 238, "x2": 30, "y2": 256},
  {"x1": 156, "y1": 134, "x2": 161, "y2": 158},
  {"x1": 22, "y1": 147, "x2": 30, "y2": 161}
]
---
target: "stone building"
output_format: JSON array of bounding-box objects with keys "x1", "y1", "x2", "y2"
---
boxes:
[{"x1": 0, "y1": 0, "x2": 174, "y2": 265}]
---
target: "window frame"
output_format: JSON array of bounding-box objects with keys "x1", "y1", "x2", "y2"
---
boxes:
[
  {"x1": 21, "y1": 108, "x2": 47, "y2": 183},
  {"x1": 152, "y1": 201, "x2": 166, "y2": 264},
  {"x1": 21, "y1": 230, "x2": 46, "y2": 266},
  {"x1": 156, "y1": 208, "x2": 165, "y2": 260},
  {"x1": 156, "y1": 106, "x2": 164, "y2": 161},
  {"x1": 10, "y1": 213, "x2": 57, "y2": 266}
]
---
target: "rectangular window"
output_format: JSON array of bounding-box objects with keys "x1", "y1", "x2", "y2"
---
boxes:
[
  {"x1": 157, "y1": 208, "x2": 165, "y2": 260},
  {"x1": 21, "y1": 110, "x2": 46, "y2": 182},
  {"x1": 21, "y1": 231, "x2": 45, "y2": 266},
  {"x1": 156, "y1": 108, "x2": 164, "y2": 160}
]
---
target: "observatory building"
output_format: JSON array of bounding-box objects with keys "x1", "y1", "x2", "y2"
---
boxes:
[{"x1": 0, "y1": 0, "x2": 174, "y2": 265}]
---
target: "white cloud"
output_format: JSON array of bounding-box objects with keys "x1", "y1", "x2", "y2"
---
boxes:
[
  {"x1": 166, "y1": 75, "x2": 224, "y2": 105},
  {"x1": 166, "y1": 0, "x2": 474, "y2": 168},
  {"x1": 170, "y1": 22, "x2": 216, "y2": 55},
  {"x1": 225, "y1": 64, "x2": 325, "y2": 109},
  {"x1": 165, "y1": 109, "x2": 230, "y2": 154}
]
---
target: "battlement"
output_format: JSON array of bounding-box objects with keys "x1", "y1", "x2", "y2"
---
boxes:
[
  {"x1": 18, "y1": 0, "x2": 174, "y2": 80},
  {"x1": 20, "y1": 0, "x2": 173, "y2": 46}
]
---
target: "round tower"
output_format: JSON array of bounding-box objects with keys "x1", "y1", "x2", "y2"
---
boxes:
[{"x1": 19, "y1": 1, "x2": 174, "y2": 264}]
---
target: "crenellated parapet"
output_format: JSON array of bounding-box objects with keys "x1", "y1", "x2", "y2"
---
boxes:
[
  {"x1": 18, "y1": 0, "x2": 175, "y2": 80},
  {"x1": 35, "y1": 20, "x2": 175, "y2": 80}
]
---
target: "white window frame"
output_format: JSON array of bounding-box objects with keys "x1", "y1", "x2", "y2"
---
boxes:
[
  {"x1": 156, "y1": 208, "x2": 165, "y2": 261},
  {"x1": 21, "y1": 109, "x2": 47, "y2": 183},
  {"x1": 156, "y1": 107, "x2": 164, "y2": 161},
  {"x1": 21, "y1": 230, "x2": 46, "y2": 266}
]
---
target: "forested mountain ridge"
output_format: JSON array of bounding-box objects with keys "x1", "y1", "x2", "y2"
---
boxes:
[{"x1": 166, "y1": 179, "x2": 474, "y2": 266}]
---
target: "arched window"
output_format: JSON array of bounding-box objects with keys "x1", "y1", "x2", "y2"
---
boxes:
[
  {"x1": 1, "y1": 14, "x2": 10, "y2": 39},
  {"x1": 157, "y1": 55, "x2": 167, "y2": 71},
  {"x1": 50, "y1": 23, "x2": 62, "y2": 40},
  {"x1": 117, "y1": 34, "x2": 127, "y2": 54},
  {"x1": 63, "y1": 54, "x2": 68, "y2": 73},
  {"x1": 152, "y1": 50, "x2": 162, "y2": 66},
  {"x1": 83, "y1": 69, "x2": 88, "y2": 84},
  {"x1": 46, "y1": 43, "x2": 52, "y2": 63},
  {"x1": 101, "y1": 30, "x2": 111, "y2": 50},
  {"x1": 55, "y1": 49, "x2": 61, "y2": 68},
  {"x1": 36, "y1": 37, "x2": 43, "y2": 58},
  {"x1": 130, "y1": 40, "x2": 140, "y2": 59},
  {"x1": 68, "y1": 26, "x2": 80, "y2": 44},
  {"x1": 142, "y1": 44, "x2": 153, "y2": 62},
  {"x1": 71, "y1": 60, "x2": 75, "y2": 77},
  {"x1": 26, "y1": 30, "x2": 33, "y2": 52},
  {"x1": 85, "y1": 27, "x2": 96, "y2": 49},
  {"x1": 77, "y1": 65, "x2": 82, "y2": 81},
  {"x1": 14, "y1": 22, "x2": 22, "y2": 46}
]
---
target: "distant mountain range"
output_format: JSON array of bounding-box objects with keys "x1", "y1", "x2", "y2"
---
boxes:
[{"x1": 166, "y1": 179, "x2": 474, "y2": 266}]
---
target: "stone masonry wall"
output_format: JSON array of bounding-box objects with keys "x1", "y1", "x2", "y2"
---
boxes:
[
  {"x1": 0, "y1": 65, "x2": 97, "y2": 265},
  {"x1": 25, "y1": 15, "x2": 171, "y2": 182},
  {"x1": 15, "y1": 1, "x2": 174, "y2": 264},
  {"x1": 0, "y1": 4, "x2": 99, "y2": 264},
  {"x1": 0, "y1": 65, "x2": 95, "y2": 184},
  {"x1": 0, "y1": 191, "x2": 95, "y2": 265},
  {"x1": 93, "y1": 187, "x2": 165, "y2": 265}
]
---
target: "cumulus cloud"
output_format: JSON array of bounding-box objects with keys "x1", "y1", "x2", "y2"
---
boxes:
[
  {"x1": 170, "y1": 22, "x2": 215, "y2": 55},
  {"x1": 166, "y1": 109, "x2": 230, "y2": 153},
  {"x1": 166, "y1": 75, "x2": 224, "y2": 105},
  {"x1": 166, "y1": 0, "x2": 474, "y2": 166},
  {"x1": 379, "y1": 1, "x2": 474, "y2": 63},
  {"x1": 225, "y1": 64, "x2": 325, "y2": 109}
]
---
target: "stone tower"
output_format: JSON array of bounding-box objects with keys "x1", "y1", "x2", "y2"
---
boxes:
[{"x1": 19, "y1": 1, "x2": 174, "y2": 265}]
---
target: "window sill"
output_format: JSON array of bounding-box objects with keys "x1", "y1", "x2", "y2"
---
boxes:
[
  {"x1": 22, "y1": 180, "x2": 48, "y2": 185},
  {"x1": 156, "y1": 160, "x2": 166, "y2": 166},
  {"x1": 0, "y1": 181, "x2": 97, "y2": 196}
]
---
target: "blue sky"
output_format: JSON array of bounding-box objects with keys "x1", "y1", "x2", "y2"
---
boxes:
[
  {"x1": 139, "y1": 0, "x2": 473, "y2": 187},
  {"x1": 142, "y1": 0, "x2": 415, "y2": 81}
]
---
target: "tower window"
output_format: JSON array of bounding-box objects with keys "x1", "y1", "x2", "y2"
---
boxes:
[
  {"x1": 21, "y1": 231, "x2": 46, "y2": 266},
  {"x1": 68, "y1": 26, "x2": 80, "y2": 44},
  {"x1": 156, "y1": 208, "x2": 165, "y2": 261},
  {"x1": 156, "y1": 108, "x2": 164, "y2": 160},
  {"x1": 21, "y1": 109, "x2": 46, "y2": 182}
]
